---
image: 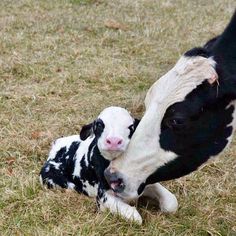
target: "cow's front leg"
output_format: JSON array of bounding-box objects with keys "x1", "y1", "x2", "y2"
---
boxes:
[
  {"x1": 97, "y1": 189, "x2": 142, "y2": 224},
  {"x1": 142, "y1": 183, "x2": 178, "y2": 213}
]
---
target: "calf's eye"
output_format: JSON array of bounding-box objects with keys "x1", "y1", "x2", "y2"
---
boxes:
[
  {"x1": 96, "y1": 122, "x2": 103, "y2": 129},
  {"x1": 97, "y1": 122, "x2": 102, "y2": 128},
  {"x1": 94, "y1": 119, "x2": 105, "y2": 134}
]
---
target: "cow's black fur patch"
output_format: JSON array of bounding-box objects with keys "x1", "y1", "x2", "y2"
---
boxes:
[
  {"x1": 146, "y1": 10, "x2": 236, "y2": 185},
  {"x1": 184, "y1": 47, "x2": 210, "y2": 58},
  {"x1": 146, "y1": 83, "x2": 235, "y2": 184}
]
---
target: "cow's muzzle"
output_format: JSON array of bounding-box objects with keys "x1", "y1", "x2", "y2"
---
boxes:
[{"x1": 104, "y1": 168, "x2": 125, "y2": 193}]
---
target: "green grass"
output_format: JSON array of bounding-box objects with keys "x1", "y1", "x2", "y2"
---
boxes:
[{"x1": 0, "y1": 0, "x2": 236, "y2": 235}]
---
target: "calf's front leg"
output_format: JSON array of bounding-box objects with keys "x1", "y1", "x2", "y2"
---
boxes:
[
  {"x1": 142, "y1": 183, "x2": 178, "y2": 213},
  {"x1": 97, "y1": 189, "x2": 142, "y2": 224}
]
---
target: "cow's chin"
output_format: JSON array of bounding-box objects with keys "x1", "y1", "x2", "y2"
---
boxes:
[
  {"x1": 114, "y1": 189, "x2": 140, "y2": 202},
  {"x1": 105, "y1": 170, "x2": 143, "y2": 201}
]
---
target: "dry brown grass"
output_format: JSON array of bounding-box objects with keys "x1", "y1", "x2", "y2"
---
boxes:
[{"x1": 0, "y1": 0, "x2": 236, "y2": 235}]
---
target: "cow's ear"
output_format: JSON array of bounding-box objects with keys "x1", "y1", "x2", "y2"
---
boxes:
[
  {"x1": 228, "y1": 75, "x2": 236, "y2": 98},
  {"x1": 221, "y1": 75, "x2": 236, "y2": 99},
  {"x1": 80, "y1": 122, "x2": 94, "y2": 140}
]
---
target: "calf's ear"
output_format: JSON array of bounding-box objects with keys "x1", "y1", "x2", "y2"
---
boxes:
[{"x1": 80, "y1": 122, "x2": 94, "y2": 140}]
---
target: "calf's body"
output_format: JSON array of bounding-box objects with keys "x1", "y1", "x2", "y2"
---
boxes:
[
  {"x1": 40, "y1": 107, "x2": 177, "y2": 224},
  {"x1": 40, "y1": 135, "x2": 108, "y2": 196}
]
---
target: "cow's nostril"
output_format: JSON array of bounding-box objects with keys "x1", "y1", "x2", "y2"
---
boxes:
[
  {"x1": 104, "y1": 168, "x2": 125, "y2": 193},
  {"x1": 111, "y1": 178, "x2": 125, "y2": 193},
  {"x1": 106, "y1": 139, "x2": 111, "y2": 144}
]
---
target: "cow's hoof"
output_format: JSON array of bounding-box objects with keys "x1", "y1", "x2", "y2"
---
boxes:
[{"x1": 159, "y1": 193, "x2": 178, "y2": 213}]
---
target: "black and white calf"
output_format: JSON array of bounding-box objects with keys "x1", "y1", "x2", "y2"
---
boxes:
[
  {"x1": 40, "y1": 106, "x2": 178, "y2": 224},
  {"x1": 105, "y1": 11, "x2": 236, "y2": 210}
]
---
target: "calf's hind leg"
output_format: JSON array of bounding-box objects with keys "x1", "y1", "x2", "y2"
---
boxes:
[{"x1": 40, "y1": 163, "x2": 75, "y2": 190}]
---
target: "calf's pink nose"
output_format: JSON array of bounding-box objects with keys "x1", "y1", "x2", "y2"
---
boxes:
[{"x1": 105, "y1": 137, "x2": 123, "y2": 150}]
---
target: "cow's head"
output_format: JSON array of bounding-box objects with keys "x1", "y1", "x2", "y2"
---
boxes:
[
  {"x1": 80, "y1": 106, "x2": 139, "y2": 161},
  {"x1": 104, "y1": 48, "x2": 236, "y2": 200},
  {"x1": 105, "y1": 11, "x2": 236, "y2": 200}
]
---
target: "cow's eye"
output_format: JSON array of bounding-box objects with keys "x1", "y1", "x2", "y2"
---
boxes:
[{"x1": 165, "y1": 117, "x2": 186, "y2": 129}]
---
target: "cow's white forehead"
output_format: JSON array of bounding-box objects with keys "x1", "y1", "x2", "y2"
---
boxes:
[
  {"x1": 98, "y1": 106, "x2": 133, "y2": 125},
  {"x1": 145, "y1": 55, "x2": 217, "y2": 110}
]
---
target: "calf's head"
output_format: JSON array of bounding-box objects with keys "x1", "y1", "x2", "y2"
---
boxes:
[{"x1": 80, "y1": 106, "x2": 139, "y2": 160}]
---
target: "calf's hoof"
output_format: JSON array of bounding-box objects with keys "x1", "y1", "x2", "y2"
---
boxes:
[{"x1": 125, "y1": 206, "x2": 142, "y2": 225}]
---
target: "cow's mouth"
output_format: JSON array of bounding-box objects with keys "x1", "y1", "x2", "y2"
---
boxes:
[{"x1": 110, "y1": 179, "x2": 125, "y2": 193}]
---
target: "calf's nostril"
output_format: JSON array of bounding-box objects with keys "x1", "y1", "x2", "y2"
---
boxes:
[
  {"x1": 117, "y1": 140, "x2": 122, "y2": 145},
  {"x1": 106, "y1": 137, "x2": 123, "y2": 147}
]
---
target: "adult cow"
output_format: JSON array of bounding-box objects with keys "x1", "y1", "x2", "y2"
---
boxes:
[{"x1": 105, "y1": 10, "x2": 236, "y2": 202}]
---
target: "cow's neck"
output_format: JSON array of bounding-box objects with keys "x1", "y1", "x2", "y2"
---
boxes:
[{"x1": 212, "y1": 11, "x2": 236, "y2": 75}]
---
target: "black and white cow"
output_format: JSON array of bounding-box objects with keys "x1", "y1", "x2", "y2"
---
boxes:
[
  {"x1": 104, "y1": 11, "x2": 236, "y2": 220},
  {"x1": 40, "y1": 106, "x2": 178, "y2": 224}
]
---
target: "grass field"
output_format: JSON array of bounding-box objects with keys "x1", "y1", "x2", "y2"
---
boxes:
[{"x1": 0, "y1": 0, "x2": 236, "y2": 235}]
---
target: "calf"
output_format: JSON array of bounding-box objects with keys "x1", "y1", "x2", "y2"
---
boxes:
[
  {"x1": 40, "y1": 106, "x2": 178, "y2": 224},
  {"x1": 104, "y1": 11, "x2": 236, "y2": 220}
]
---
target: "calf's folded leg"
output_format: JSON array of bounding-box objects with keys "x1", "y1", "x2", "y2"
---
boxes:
[
  {"x1": 40, "y1": 163, "x2": 75, "y2": 190},
  {"x1": 97, "y1": 189, "x2": 142, "y2": 224},
  {"x1": 142, "y1": 183, "x2": 178, "y2": 213}
]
